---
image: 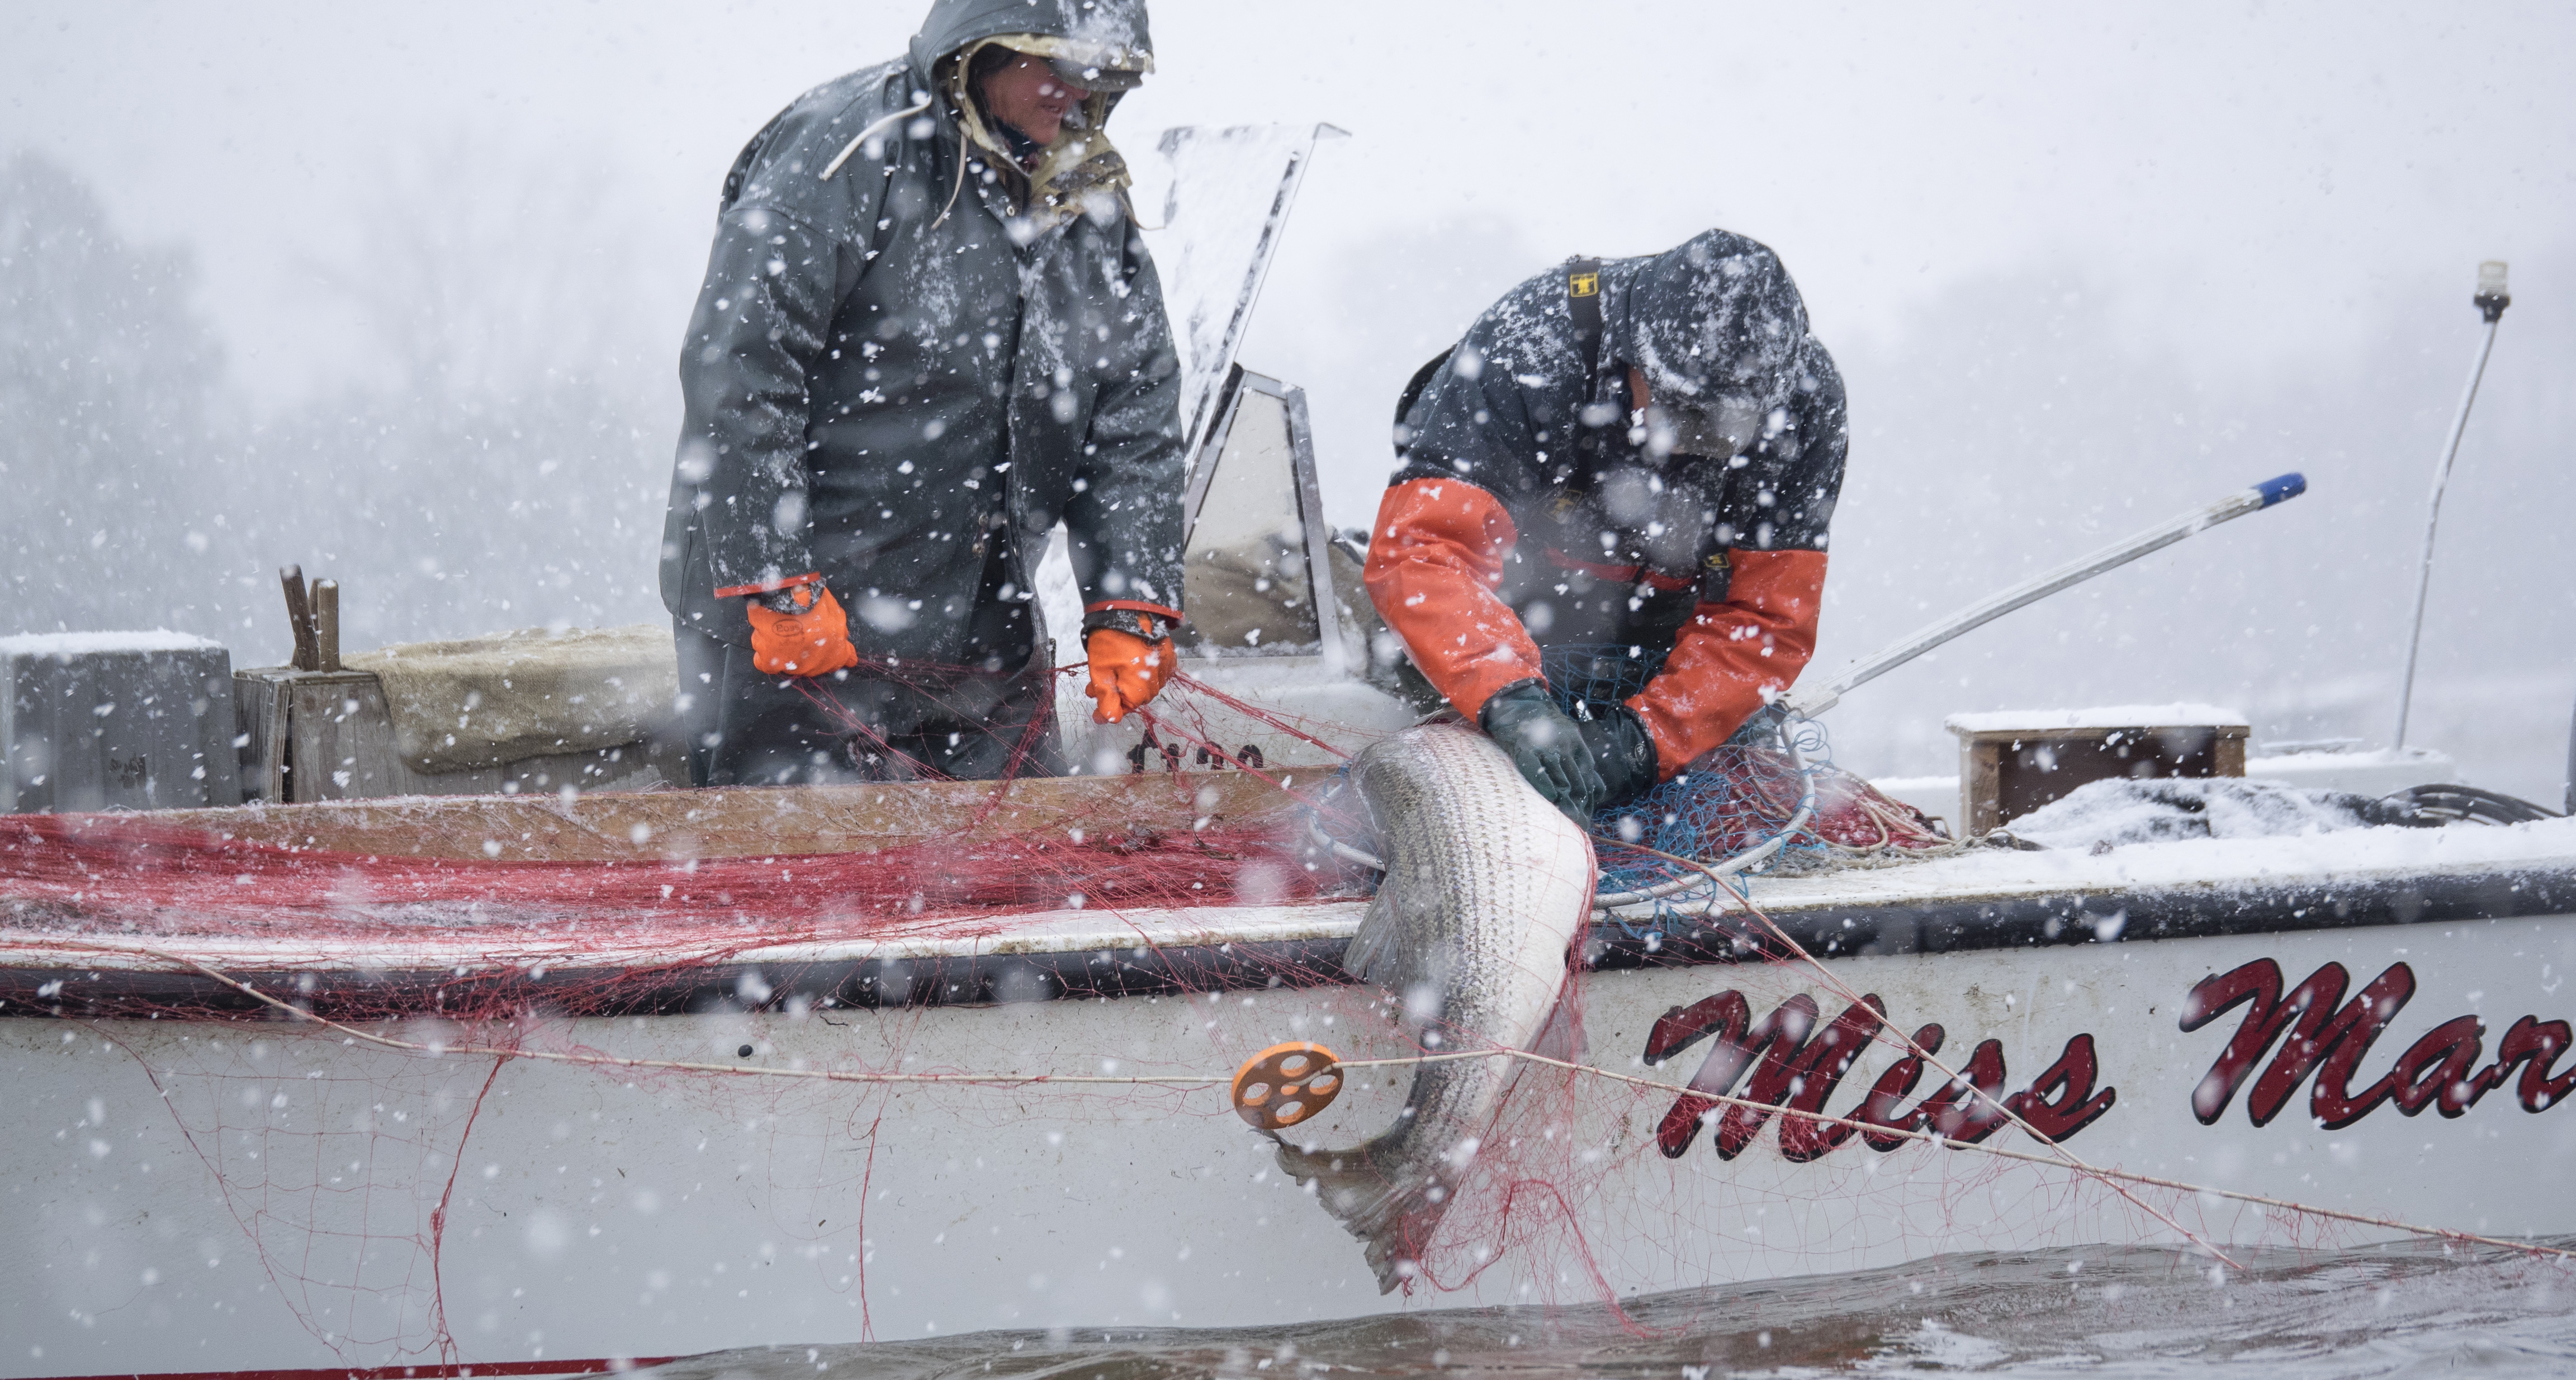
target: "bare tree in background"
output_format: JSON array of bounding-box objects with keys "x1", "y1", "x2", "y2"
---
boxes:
[
  {"x1": 238, "y1": 138, "x2": 676, "y2": 652},
  {"x1": 0, "y1": 151, "x2": 233, "y2": 633},
  {"x1": 2, "y1": 144, "x2": 679, "y2": 657}
]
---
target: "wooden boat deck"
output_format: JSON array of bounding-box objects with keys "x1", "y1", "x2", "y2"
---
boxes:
[{"x1": 129, "y1": 769, "x2": 1299, "y2": 862}]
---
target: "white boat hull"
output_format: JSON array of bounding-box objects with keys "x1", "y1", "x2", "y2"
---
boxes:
[{"x1": 10, "y1": 871, "x2": 2576, "y2": 1374}]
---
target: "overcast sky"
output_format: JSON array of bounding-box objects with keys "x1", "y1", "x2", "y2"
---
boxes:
[
  {"x1": 7, "y1": 1, "x2": 2570, "y2": 789},
  {"x1": 9, "y1": 2, "x2": 2570, "y2": 398}
]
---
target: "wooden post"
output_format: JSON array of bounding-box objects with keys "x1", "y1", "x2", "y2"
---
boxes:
[
  {"x1": 231, "y1": 667, "x2": 297, "y2": 802},
  {"x1": 312, "y1": 580, "x2": 342, "y2": 672},
  {"x1": 2213, "y1": 730, "x2": 2245, "y2": 778},
  {"x1": 1959, "y1": 737, "x2": 2005, "y2": 837},
  {"x1": 278, "y1": 566, "x2": 320, "y2": 672}
]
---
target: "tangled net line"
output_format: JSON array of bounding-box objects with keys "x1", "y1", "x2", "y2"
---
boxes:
[
  {"x1": 18, "y1": 646, "x2": 2564, "y2": 1359},
  {"x1": 1303, "y1": 644, "x2": 1985, "y2": 942},
  {"x1": 769, "y1": 641, "x2": 1967, "y2": 932},
  {"x1": 46, "y1": 888, "x2": 2570, "y2": 1278},
  {"x1": 1264, "y1": 653, "x2": 2576, "y2": 1286}
]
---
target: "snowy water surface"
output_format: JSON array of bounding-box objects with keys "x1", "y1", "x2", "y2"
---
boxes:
[{"x1": 638, "y1": 1237, "x2": 2576, "y2": 1378}]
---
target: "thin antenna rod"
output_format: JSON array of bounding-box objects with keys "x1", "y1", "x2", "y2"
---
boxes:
[
  {"x1": 1786, "y1": 473, "x2": 2306, "y2": 719},
  {"x1": 2395, "y1": 261, "x2": 2512, "y2": 750}
]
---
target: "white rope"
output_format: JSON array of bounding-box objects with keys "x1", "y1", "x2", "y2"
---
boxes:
[{"x1": 819, "y1": 94, "x2": 932, "y2": 181}]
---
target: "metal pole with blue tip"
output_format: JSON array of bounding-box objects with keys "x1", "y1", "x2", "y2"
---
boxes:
[
  {"x1": 1785, "y1": 472, "x2": 2309, "y2": 718},
  {"x1": 2394, "y1": 261, "x2": 2511, "y2": 751}
]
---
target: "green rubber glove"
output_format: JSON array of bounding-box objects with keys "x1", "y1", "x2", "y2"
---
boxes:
[
  {"x1": 1478, "y1": 682, "x2": 1605, "y2": 824},
  {"x1": 1578, "y1": 703, "x2": 1660, "y2": 810}
]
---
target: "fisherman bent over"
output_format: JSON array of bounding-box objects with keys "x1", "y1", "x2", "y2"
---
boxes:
[
  {"x1": 1366, "y1": 231, "x2": 1849, "y2": 821},
  {"x1": 660, "y1": 0, "x2": 1186, "y2": 787}
]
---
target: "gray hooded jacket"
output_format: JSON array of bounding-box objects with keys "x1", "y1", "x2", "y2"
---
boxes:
[{"x1": 659, "y1": 0, "x2": 1186, "y2": 661}]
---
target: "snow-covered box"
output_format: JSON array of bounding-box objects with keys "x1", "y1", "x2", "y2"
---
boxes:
[
  {"x1": 1, "y1": 631, "x2": 242, "y2": 813},
  {"x1": 1945, "y1": 703, "x2": 2250, "y2": 836}
]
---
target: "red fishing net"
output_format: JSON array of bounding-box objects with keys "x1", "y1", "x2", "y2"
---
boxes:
[
  {"x1": 1, "y1": 667, "x2": 2487, "y2": 1367},
  {"x1": 0, "y1": 809, "x2": 1329, "y2": 942}
]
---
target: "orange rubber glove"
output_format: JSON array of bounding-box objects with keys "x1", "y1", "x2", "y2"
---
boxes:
[
  {"x1": 742, "y1": 580, "x2": 861, "y2": 677},
  {"x1": 1084, "y1": 628, "x2": 1175, "y2": 724}
]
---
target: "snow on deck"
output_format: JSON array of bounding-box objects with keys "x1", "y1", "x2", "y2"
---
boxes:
[{"x1": 1761, "y1": 814, "x2": 2576, "y2": 912}]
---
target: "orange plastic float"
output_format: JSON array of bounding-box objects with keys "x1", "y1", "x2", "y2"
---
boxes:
[{"x1": 1230, "y1": 1041, "x2": 1344, "y2": 1132}]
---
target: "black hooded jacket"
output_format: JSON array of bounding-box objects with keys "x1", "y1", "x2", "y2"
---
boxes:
[
  {"x1": 1389, "y1": 231, "x2": 1848, "y2": 661},
  {"x1": 1365, "y1": 231, "x2": 1849, "y2": 770},
  {"x1": 658, "y1": 0, "x2": 1186, "y2": 664}
]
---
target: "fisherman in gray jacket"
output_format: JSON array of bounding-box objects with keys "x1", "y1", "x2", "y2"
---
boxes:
[{"x1": 660, "y1": 0, "x2": 1188, "y2": 788}]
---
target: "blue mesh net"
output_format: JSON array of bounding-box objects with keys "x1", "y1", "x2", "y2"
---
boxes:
[
  {"x1": 1537, "y1": 645, "x2": 1819, "y2": 894},
  {"x1": 1311, "y1": 646, "x2": 1954, "y2": 942},
  {"x1": 1538, "y1": 643, "x2": 1667, "y2": 714},
  {"x1": 1590, "y1": 735, "x2": 1823, "y2": 897}
]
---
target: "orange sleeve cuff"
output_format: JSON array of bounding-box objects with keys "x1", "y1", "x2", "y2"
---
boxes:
[
  {"x1": 714, "y1": 571, "x2": 821, "y2": 599},
  {"x1": 1626, "y1": 549, "x2": 1827, "y2": 777},
  {"x1": 1361, "y1": 477, "x2": 1542, "y2": 719},
  {"x1": 1084, "y1": 599, "x2": 1185, "y2": 623}
]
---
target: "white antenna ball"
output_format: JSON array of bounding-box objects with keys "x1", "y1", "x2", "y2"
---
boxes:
[{"x1": 2478, "y1": 260, "x2": 2509, "y2": 295}]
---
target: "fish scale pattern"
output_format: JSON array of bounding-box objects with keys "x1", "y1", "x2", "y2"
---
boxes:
[{"x1": 1290, "y1": 720, "x2": 1597, "y2": 1291}]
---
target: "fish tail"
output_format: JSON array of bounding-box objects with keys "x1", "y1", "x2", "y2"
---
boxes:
[{"x1": 1274, "y1": 1135, "x2": 1453, "y2": 1294}]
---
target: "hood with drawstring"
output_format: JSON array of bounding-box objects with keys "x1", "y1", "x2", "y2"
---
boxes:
[
  {"x1": 660, "y1": 0, "x2": 1186, "y2": 694},
  {"x1": 913, "y1": 0, "x2": 1153, "y2": 230},
  {"x1": 906, "y1": 0, "x2": 1153, "y2": 87}
]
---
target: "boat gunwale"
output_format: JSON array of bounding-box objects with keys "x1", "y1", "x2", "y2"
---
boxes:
[{"x1": 8, "y1": 855, "x2": 2573, "y2": 1021}]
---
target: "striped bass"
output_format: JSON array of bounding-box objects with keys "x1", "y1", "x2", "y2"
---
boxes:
[{"x1": 1277, "y1": 720, "x2": 1597, "y2": 1291}]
